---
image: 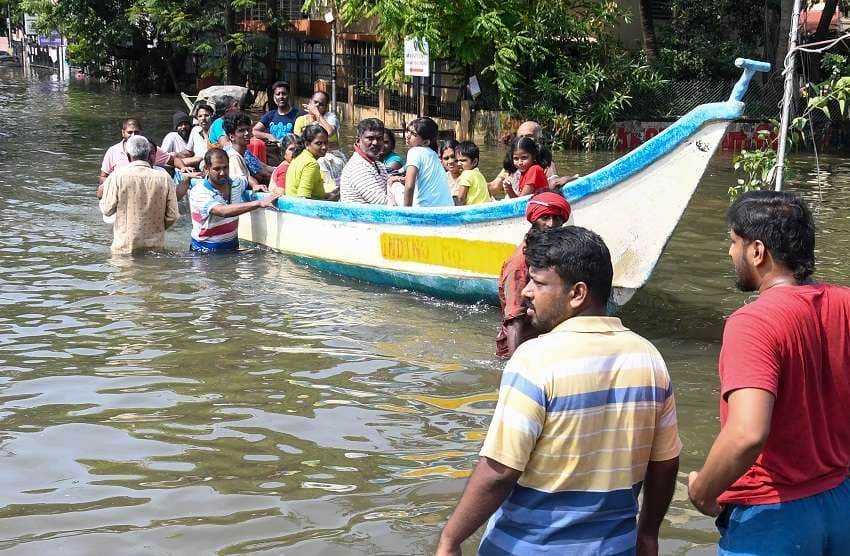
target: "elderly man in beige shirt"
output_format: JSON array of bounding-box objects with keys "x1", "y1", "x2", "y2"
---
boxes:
[{"x1": 98, "y1": 135, "x2": 180, "y2": 254}]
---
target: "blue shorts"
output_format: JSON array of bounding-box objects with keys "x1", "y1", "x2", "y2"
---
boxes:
[{"x1": 717, "y1": 477, "x2": 850, "y2": 555}]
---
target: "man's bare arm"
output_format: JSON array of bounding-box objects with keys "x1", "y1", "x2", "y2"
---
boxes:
[
  {"x1": 636, "y1": 457, "x2": 679, "y2": 556},
  {"x1": 436, "y1": 457, "x2": 521, "y2": 556},
  {"x1": 252, "y1": 121, "x2": 277, "y2": 143},
  {"x1": 689, "y1": 388, "x2": 774, "y2": 516}
]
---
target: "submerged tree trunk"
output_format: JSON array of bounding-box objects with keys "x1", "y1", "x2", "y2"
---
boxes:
[{"x1": 638, "y1": 0, "x2": 659, "y2": 60}]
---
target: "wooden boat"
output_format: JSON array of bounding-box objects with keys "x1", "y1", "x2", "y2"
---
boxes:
[{"x1": 239, "y1": 58, "x2": 770, "y2": 307}]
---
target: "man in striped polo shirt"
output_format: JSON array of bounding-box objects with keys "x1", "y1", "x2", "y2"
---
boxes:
[
  {"x1": 188, "y1": 148, "x2": 279, "y2": 252},
  {"x1": 437, "y1": 227, "x2": 681, "y2": 556}
]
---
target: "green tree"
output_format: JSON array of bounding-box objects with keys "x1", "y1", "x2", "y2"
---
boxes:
[
  {"x1": 17, "y1": 0, "x2": 289, "y2": 91},
  {"x1": 657, "y1": 0, "x2": 766, "y2": 80},
  {"x1": 327, "y1": 0, "x2": 661, "y2": 148}
]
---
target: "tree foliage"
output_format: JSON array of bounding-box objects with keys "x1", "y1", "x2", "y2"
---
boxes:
[
  {"x1": 327, "y1": 0, "x2": 661, "y2": 148},
  {"x1": 656, "y1": 0, "x2": 768, "y2": 80},
  {"x1": 15, "y1": 0, "x2": 288, "y2": 91}
]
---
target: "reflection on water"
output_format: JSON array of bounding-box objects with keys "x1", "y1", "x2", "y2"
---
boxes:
[{"x1": 1, "y1": 68, "x2": 849, "y2": 555}]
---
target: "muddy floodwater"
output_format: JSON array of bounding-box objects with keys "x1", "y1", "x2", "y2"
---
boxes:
[{"x1": 1, "y1": 69, "x2": 849, "y2": 555}]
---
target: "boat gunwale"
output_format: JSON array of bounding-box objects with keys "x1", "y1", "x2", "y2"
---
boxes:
[{"x1": 259, "y1": 100, "x2": 744, "y2": 227}]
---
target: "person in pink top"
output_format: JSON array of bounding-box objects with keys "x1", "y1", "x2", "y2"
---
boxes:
[
  {"x1": 689, "y1": 191, "x2": 850, "y2": 555},
  {"x1": 99, "y1": 118, "x2": 183, "y2": 185}
]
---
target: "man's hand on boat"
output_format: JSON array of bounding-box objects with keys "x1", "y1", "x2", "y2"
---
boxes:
[
  {"x1": 550, "y1": 174, "x2": 580, "y2": 189},
  {"x1": 258, "y1": 193, "x2": 280, "y2": 208}
]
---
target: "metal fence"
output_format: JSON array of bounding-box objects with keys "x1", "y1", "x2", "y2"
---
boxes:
[{"x1": 276, "y1": 36, "x2": 466, "y2": 120}]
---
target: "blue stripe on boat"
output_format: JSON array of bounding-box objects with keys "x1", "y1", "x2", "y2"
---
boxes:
[
  {"x1": 287, "y1": 255, "x2": 500, "y2": 303},
  {"x1": 253, "y1": 100, "x2": 744, "y2": 227}
]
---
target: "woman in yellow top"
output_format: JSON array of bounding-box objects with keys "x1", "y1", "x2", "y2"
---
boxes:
[{"x1": 285, "y1": 124, "x2": 339, "y2": 201}]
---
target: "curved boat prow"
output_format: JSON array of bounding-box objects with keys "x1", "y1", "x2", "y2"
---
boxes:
[
  {"x1": 729, "y1": 58, "x2": 772, "y2": 102},
  {"x1": 566, "y1": 58, "x2": 770, "y2": 306}
]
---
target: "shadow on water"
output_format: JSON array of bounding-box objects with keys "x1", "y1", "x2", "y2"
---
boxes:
[{"x1": 0, "y1": 70, "x2": 848, "y2": 555}]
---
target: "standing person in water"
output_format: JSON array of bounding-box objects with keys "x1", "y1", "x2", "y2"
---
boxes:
[
  {"x1": 187, "y1": 148, "x2": 279, "y2": 253},
  {"x1": 438, "y1": 226, "x2": 681, "y2": 556},
  {"x1": 389, "y1": 117, "x2": 453, "y2": 207},
  {"x1": 689, "y1": 191, "x2": 850, "y2": 555},
  {"x1": 286, "y1": 124, "x2": 338, "y2": 201},
  {"x1": 496, "y1": 192, "x2": 571, "y2": 358},
  {"x1": 503, "y1": 136, "x2": 553, "y2": 198}
]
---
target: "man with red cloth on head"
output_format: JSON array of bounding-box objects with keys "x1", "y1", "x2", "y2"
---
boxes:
[{"x1": 496, "y1": 191, "x2": 571, "y2": 358}]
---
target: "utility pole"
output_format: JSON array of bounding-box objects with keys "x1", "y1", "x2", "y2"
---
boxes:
[
  {"x1": 325, "y1": 10, "x2": 336, "y2": 113},
  {"x1": 775, "y1": 0, "x2": 804, "y2": 192}
]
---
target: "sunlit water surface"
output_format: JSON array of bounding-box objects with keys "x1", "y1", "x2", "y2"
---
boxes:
[{"x1": 1, "y1": 69, "x2": 848, "y2": 555}]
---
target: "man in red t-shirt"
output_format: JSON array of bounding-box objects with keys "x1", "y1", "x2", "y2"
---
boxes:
[
  {"x1": 688, "y1": 191, "x2": 850, "y2": 555},
  {"x1": 495, "y1": 192, "x2": 571, "y2": 358}
]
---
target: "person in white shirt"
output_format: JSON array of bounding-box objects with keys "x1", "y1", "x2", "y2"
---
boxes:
[
  {"x1": 161, "y1": 112, "x2": 192, "y2": 156},
  {"x1": 177, "y1": 103, "x2": 214, "y2": 169}
]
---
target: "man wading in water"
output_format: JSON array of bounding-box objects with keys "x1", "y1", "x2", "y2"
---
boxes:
[
  {"x1": 438, "y1": 226, "x2": 681, "y2": 556},
  {"x1": 689, "y1": 191, "x2": 850, "y2": 555},
  {"x1": 496, "y1": 191, "x2": 571, "y2": 358}
]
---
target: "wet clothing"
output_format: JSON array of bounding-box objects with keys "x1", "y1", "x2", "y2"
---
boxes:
[
  {"x1": 99, "y1": 161, "x2": 179, "y2": 254},
  {"x1": 717, "y1": 478, "x2": 850, "y2": 556},
  {"x1": 496, "y1": 242, "x2": 534, "y2": 359},
  {"x1": 188, "y1": 177, "x2": 249, "y2": 251},
  {"x1": 480, "y1": 316, "x2": 682, "y2": 555}
]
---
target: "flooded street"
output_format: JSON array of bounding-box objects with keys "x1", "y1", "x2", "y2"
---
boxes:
[{"x1": 1, "y1": 69, "x2": 849, "y2": 555}]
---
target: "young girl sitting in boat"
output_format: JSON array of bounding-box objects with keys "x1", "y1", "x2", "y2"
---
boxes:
[
  {"x1": 502, "y1": 136, "x2": 553, "y2": 198},
  {"x1": 270, "y1": 134, "x2": 303, "y2": 195},
  {"x1": 388, "y1": 118, "x2": 454, "y2": 207}
]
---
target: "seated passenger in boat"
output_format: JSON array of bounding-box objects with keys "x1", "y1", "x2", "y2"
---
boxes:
[
  {"x1": 270, "y1": 134, "x2": 303, "y2": 195},
  {"x1": 286, "y1": 124, "x2": 339, "y2": 201},
  {"x1": 388, "y1": 117, "x2": 453, "y2": 207},
  {"x1": 222, "y1": 112, "x2": 273, "y2": 192},
  {"x1": 178, "y1": 103, "x2": 214, "y2": 168},
  {"x1": 340, "y1": 118, "x2": 391, "y2": 205},
  {"x1": 161, "y1": 112, "x2": 192, "y2": 156},
  {"x1": 379, "y1": 129, "x2": 404, "y2": 175},
  {"x1": 99, "y1": 118, "x2": 183, "y2": 185},
  {"x1": 453, "y1": 141, "x2": 490, "y2": 206},
  {"x1": 502, "y1": 136, "x2": 553, "y2": 197},
  {"x1": 210, "y1": 98, "x2": 269, "y2": 164},
  {"x1": 188, "y1": 148, "x2": 279, "y2": 253},
  {"x1": 496, "y1": 191, "x2": 571, "y2": 358},
  {"x1": 439, "y1": 139, "x2": 462, "y2": 197},
  {"x1": 294, "y1": 90, "x2": 347, "y2": 191},
  {"x1": 488, "y1": 121, "x2": 577, "y2": 198}
]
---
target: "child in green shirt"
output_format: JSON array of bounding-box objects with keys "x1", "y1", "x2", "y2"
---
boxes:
[{"x1": 454, "y1": 141, "x2": 490, "y2": 206}]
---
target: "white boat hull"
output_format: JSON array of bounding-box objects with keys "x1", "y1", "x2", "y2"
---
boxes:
[{"x1": 237, "y1": 59, "x2": 770, "y2": 307}]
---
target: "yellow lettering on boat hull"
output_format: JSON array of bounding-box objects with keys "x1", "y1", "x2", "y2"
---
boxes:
[{"x1": 379, "y1": 233, "x2": 517, "y2": 276}]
